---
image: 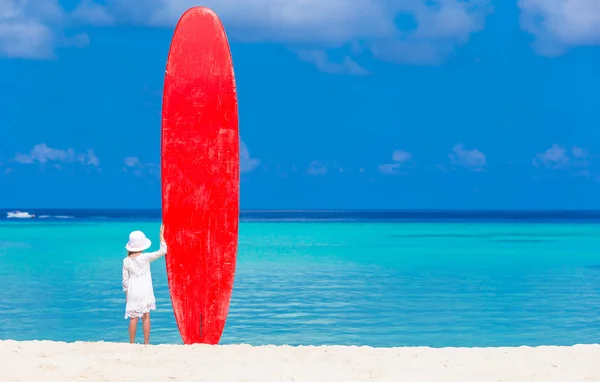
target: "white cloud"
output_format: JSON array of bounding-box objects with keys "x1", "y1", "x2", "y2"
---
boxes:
[
  {"x1": 123, "y1": 156, "x2": 159, "y2": 177},
  {"x1": 14, "y1": 143, "x2": 99, "y2": 167},
  {"x1": 571, "y1": 146, "x2": 588, "y2": 158},
  {"x1": 3, "y1": 0, "x2": 491, "y2": 66},
  {"x1": 81, "y1": 149, "x2": 100, "y2": 166},
  {"x1": 533, "y1": 144, "x2": 589, "y2": 170},
  {"x1": 378, "y1": 164, "x2": 400, "y2": 175},
  {"x1": 73, "y1": 0, "x2": 492, "y2": 69},
  {"x1": 2, "y1": 0, "x2": 491, "y2": 67},
  {"x1": 74, "y1": 0, "x2": 396, "y2": 40},
  {"x1": 306, "y1": 160, "x2": 344, "y2": 176},
  {"x1": 123, "y1": 156, "x2": 140, "y2": 167},
  {"x1": 0, "y1": 0, "x2": 89, "y2": 59},
  {"x1": 71, "y1": 0, "x2": 116, "y2": 26},
  {"x1": 378, "y1": 149, "x2": 414, "y2": 175},
  {"x1": 449, "y1": 143, "x2": 486, "y2": 171},
  {"x1": 533, "y1": 144, "x2": 569, "y2": 169},
  {"x1": 306, "y1": 160, "x2": 329, "y2": 176},
  {"x1": 392, "y1": 149, "x2": 413, "y2": 162},
  {"x1": 297, "y1": 50, "x2": 370, "y2": 75},
  {"x1": 240, "y1": 140, "x2": 259, "y2": 173},
  {"x1": 519, "y1": 0, "x2": 600, "y2": 55}
]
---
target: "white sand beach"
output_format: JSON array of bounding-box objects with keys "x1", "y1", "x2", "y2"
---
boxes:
[{"x1": 1, "y1": 340, "x2": 599, "y2": 381}]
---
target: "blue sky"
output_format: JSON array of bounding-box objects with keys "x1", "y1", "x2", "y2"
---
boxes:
[{"x1": 1, "y1": 0, "x2": 599, "y2": 209}]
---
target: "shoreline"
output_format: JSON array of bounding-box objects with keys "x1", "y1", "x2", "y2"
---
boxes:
[{"x1": 3, "y1": 340, "x2": 599, "y2": 381}]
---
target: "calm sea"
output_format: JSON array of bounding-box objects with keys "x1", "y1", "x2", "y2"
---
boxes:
[{"x1": 1, "y1": 210, "x2": 600, "y2": 347}]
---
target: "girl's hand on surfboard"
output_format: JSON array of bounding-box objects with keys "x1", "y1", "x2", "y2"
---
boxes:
[{"x1": 160, "y1": 224, "x2": 165, "y2": 242}]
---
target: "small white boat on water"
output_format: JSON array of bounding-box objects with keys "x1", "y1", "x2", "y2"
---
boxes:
[{"x1": 6, "y1": 211, "x2": 35, "y2": 219}]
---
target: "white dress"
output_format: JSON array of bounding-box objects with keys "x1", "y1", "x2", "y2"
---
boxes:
[{"x1": 122, "y1": 242, "x2": 167, "y2": 319}]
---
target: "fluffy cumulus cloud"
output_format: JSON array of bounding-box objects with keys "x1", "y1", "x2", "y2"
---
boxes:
[
  {"x1": 0, "y1": 0, "x2": 89, "y2": 59},
  {"x1": 448, "y1": 143, "x2": 486, "y2": 171},
  {"x1": 14, "y1": 143, "x2": 99, "y2": 168},
  {"x1": 533, "y1": 144, "x2": 589, "y2": 170},
  {"x1": 519, "y1": 0, "x2": 600, "y2": 55},
  {"x1": 378, "y1": 149, "x2": 414, "y2": 175},
  {"x1": 10, "y1": 0, "x2": 600, "y2": 67},
  {"x1": 70, "y1": 0, "x2": 492, "y2": 71}
]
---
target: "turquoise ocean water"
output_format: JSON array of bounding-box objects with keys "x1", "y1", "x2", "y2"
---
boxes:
[{"x1": 1, "y1": 210, "x2": 600, "y2": 347}]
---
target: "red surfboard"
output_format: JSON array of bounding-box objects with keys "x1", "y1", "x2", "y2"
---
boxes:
[{"x1": 161, "y1": 6, "x2": 239, "y2": 345}]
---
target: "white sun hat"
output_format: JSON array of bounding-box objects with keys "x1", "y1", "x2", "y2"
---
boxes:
[{"x1": 125, "y1": 230, "x2": 152, "y2": 252}]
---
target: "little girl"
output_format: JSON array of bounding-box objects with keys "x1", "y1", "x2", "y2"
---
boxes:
[{"x1": 122, "y1": 224, "x2": 167, "y2": 344}]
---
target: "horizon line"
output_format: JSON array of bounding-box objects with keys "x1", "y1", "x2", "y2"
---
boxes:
[{"x1": 2, "y1": 208, "x2": 600, "y2": 212}]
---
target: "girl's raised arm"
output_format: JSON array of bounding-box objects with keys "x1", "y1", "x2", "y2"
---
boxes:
[{"x1": 145, "y1": 224, "x2": 167, "y2": 262}]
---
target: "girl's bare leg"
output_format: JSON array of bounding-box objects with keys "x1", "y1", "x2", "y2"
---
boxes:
[
  {"x1": 142, "y1": 313, "x2": 151, "y2": 344},
  {"x1": 129, "y1": 317, "x2": 139, "y2": 343}
]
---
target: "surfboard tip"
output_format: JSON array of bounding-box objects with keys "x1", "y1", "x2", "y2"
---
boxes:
[{"x1": 181, "y1": 6, "x2": 219, "y2": 20}]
